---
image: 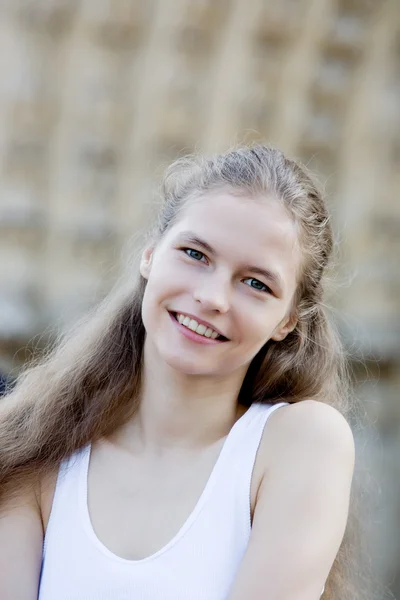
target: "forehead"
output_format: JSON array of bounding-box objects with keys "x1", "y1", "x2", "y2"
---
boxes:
[{"x1": 166, "y1": 192, "x2": 301, "y2": 289}]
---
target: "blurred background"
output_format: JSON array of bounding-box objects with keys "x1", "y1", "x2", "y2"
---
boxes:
[{"x1": 0, "y1": 0, "x2": 398, "y2": 596}]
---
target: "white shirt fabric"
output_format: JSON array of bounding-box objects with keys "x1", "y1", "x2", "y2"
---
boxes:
[{"x1": 38, "y1": 401, "x2": 325, "y2": 599}]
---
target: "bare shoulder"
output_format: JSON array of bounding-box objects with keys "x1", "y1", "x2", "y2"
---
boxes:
[
  {"x1": 260, "y1": 399, "x2": 355, "y2": 472},
  {"x1": 271, "y1": 399, "x2": 353, "y2": 439}
]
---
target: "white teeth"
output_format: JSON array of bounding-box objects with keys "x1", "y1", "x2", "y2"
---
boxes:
[
  {"x1": 188, "y1": 319, "x2": 198, "y2": 332},
  {"x1": 175, "y1": 313, "x2": 222, "y2": 340}
]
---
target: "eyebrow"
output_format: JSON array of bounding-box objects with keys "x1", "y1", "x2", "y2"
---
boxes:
[{"x1": 176, "y1": 231, "x2": 284, "y2": 293}]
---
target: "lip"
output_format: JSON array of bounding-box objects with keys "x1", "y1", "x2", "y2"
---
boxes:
[{"x1": 170, "y1": 310, "x2": 228, "y2": 339}]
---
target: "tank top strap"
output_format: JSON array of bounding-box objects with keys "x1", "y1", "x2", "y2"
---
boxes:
[
  {"x1": 201, "y1": 401, "x2": 289, "y2": 501},
  {"x1": 178, "y1": 401, "x2": 289, "y2": 498},
  {"x1": 60, "y1": 444, "x2": 91, "y2": 491},
  {"x1": 213, "y1": 401, "x2": 289, "y2": 537},
  {"x1": 229, "y1": 400, "x2": 289, "y2": 461},
  {"x1": 42, "y1": 444, "x2": 90, "y2": 558}
]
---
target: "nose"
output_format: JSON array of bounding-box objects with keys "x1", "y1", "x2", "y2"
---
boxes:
[{"x1": 193, "y1": 273, "x2": 231, "y2": 313}]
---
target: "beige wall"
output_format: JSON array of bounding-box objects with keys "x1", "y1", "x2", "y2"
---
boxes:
[{"x1": 0, "y1": 1, "x2": 399, "y2": 595}]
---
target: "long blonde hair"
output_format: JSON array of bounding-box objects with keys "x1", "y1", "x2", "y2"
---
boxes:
[{"x1": 0, "y1": 144, "x2": 387, "y2": 599}]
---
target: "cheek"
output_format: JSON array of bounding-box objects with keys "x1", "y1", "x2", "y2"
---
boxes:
[
  {"x1": 150, "y1": 258, "x2": 197, "y2": 302},
  {"x1": 239, "y1": 309, "x2": 277, "y2": 347},
  {"x1": 142, "y1": 263, "x2": 185, "y2": 318}
]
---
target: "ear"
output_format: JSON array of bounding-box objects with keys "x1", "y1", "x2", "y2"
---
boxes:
[
  {"x1": 271, "y1": 313, "x2": 297, "y2": 342},
  {"x1": 139, "y1": 245, "x2": 155, "y2": 280}
]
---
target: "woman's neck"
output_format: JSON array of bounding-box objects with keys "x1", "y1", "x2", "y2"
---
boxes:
[{"x1": 109, "y1": 341, "x2": 249, "y2": 456}]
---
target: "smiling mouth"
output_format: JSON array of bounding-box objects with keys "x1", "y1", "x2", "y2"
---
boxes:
[{"x1": 170, "y1": 312, "x2": 229, "y2": 341}]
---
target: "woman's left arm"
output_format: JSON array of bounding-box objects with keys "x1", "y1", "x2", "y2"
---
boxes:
[{"x1": 227, "y1": 400, "x2": 355, "y2": 600}]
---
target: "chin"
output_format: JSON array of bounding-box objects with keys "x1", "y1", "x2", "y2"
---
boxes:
[
  {"x1": 152, "y1": 341, "x2": 220, "y2": 376},
  {"x1": 163, "y1": 351, "x2": 215, "y2": 376}
]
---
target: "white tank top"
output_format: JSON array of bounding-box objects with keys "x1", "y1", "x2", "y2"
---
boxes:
[{"x1": 38, "y1": 401, "x2": 326, "y2": 599}]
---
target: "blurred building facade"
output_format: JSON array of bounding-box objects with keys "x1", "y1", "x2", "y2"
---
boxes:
[{"x1": 0, "y1": 1, "x2": 399, "y2": 596}]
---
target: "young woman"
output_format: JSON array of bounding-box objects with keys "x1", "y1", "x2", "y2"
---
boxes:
[{"x1": 0, "y1": 145, "x2": 361, "y2": 599}]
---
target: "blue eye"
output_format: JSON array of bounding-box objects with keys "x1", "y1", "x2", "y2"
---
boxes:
[
  {"x1": 243, "y1": 278, "x2": 270, "y2": 293},
  {"x1": 184, "y1": 248, "x2": 206, "y2": 262}
]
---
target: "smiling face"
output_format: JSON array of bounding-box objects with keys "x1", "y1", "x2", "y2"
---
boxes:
[{"x1": 139, "y1": 191, "x2": 302, "y2": 378}]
